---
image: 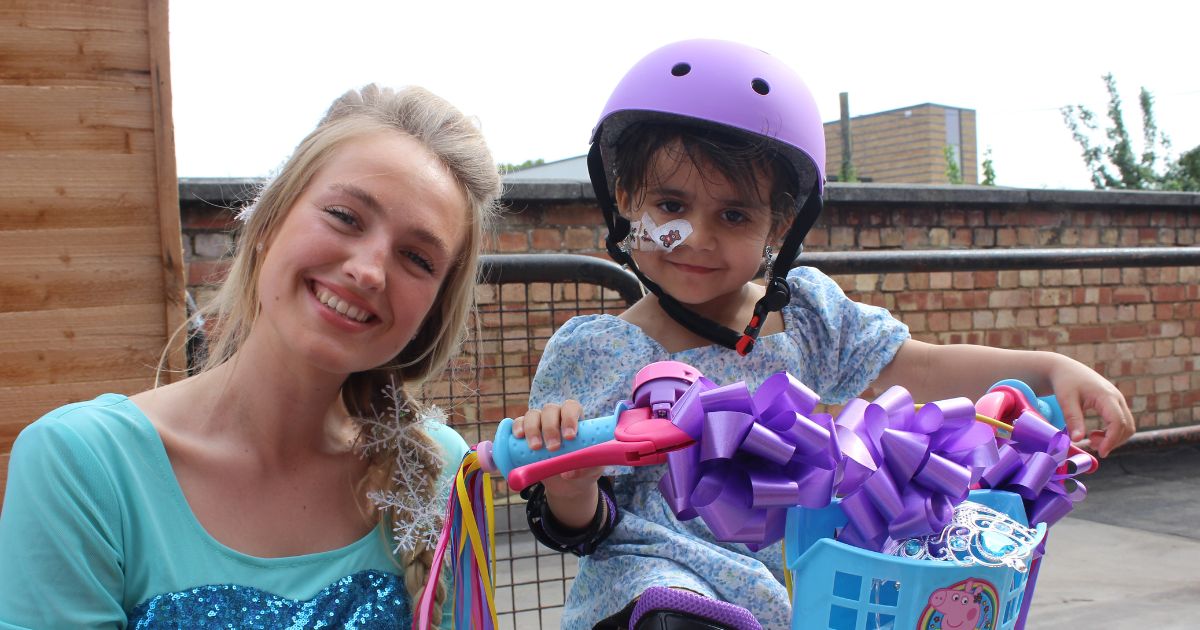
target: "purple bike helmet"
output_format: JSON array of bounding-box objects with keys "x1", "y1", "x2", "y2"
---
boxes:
[{"x1": 587, "y1": 39, "x2": 826, "y2": 355}]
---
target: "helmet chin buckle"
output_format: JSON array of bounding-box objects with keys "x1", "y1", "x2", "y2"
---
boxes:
[{"x1": 737, "y1": 277, "x2": 791, "y2": 356}]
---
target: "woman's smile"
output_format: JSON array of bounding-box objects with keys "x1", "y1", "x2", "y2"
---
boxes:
[
  {"x1": 310, "y1": 280, "x2": 377, "y2": 327},
  {"x1": 251, "y1": 131, "x2": 468, "y2": 375}
]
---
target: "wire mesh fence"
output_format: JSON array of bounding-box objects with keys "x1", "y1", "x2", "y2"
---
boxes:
[{"x1": 420, "y1": 254, "x2": 641, "y2": 629}]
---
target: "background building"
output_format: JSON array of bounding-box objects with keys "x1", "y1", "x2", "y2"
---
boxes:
[
  {"x1": 825, "y1": 102, "x2": 978, "y2": 184},
  {"x1": 504, "y1": 103, "x2": 979, "y2": 186}
]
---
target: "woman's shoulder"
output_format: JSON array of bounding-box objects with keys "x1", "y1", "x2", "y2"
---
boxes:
[
  {"x1": 14, "y1": 394, "x2": 149, "y2": 459},
  {"x1": 423, "y1": 417, "x2": 469, "y2": 465},
  {"x1": 420, "y1": 418, "x2": 471, "y2": 516},
  {"x1": 5, "y1": 395, "x2": 149, "y2": 532}
]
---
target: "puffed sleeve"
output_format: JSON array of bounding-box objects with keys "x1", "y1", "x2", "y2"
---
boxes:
[
  {"x1": 784, "y1": 266, "x2": 910, "y2": 403},
  {"x1": 528, "y1": 316, "x2": 647, "y2": 419},
  {"x1": 0, "y1": 418, "x2": 125, "y2": 629},
  {"x1": 528, "y1": 317, "x2": 587, "y2": 411}
]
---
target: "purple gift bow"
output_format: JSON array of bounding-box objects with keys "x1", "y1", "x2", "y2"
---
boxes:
[
  {"x1": 658, "y1": 372, "x2": 841, "y2": 550},
  {"x1": 832, "y1": 386, "x2": 1000, "y2": 552},
  {"x1": 979, "y1": 409, "x2": 1093, "y2": 528}
]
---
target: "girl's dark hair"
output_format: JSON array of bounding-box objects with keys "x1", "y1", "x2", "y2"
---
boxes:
[{"x1": 611, "y1": 121, "x2": 800, "y2": 229}]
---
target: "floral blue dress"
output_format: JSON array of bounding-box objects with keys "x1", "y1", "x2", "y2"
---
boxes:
[{"x1": 527, "y1": 267, "x2": 911, "y2": 630}]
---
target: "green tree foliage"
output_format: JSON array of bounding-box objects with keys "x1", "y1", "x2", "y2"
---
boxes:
[
  {"x1": 1164, "y1": 146, "x2": 1200, "y2": 191},
  {"x1": 1061, "y1": 74, "x2": 1197, "y2": 190},
  {"x1": 498, "y1": 158, "x2": 545, "y2": 174},
  {"x1": 839, "y1": 157, "x2": 858, "y2": 183},
  {"x1": 981, "y1": 148, "x2": 997, "y2": 186},
  {"x1": 944, "y1": 145, "x2": 963, "y2": 184},
  {"x1": 941, "y1": 145, "x2": 994, "y2": 187}
]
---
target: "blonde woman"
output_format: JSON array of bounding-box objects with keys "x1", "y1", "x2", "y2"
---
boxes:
[{"x1": 0, "y1": 84, "x2": 501, "y2": 628}]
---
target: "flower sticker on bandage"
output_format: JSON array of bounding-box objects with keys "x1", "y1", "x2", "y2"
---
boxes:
[{"x1": 627, "y1": 214, "x2": 693, "y2": 252}]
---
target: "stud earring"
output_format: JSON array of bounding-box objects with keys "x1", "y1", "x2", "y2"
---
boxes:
[
  {"x1": 762, "y1": 245, "x2": 776, "y2": 282},
  {"x1": 618, "y1": 233, "x2": 634, "y2": 253},
  {"x1": 255, "y1": 242, "x2": 264, "y2": 253}
]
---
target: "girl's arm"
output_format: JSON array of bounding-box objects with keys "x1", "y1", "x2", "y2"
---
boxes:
[
  {"x1": 873, "y1": 339, "x2": 1135, "y2": 456},
  {"x1": 519, "y1": 317, "x2": 630, "y2": 549}
]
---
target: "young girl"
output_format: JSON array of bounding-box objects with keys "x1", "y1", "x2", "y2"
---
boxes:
[
  {"x1": 0, "y1": 84, "x2": 502, "y2": 628},
  {"x1": 515, "y1": 40, "x2": 1136, "y2": 630}
]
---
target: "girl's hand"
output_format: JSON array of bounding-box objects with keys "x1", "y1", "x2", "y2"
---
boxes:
[
  {"x1": 513, "y1": 401, "x2": 604, "y2": 528},
  {"x1": 1049, "y1": 355, "x2": 1136, "y2": 457}
]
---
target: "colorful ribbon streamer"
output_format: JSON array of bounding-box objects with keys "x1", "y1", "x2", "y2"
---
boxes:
[
  {"x1": 979, "y1": 410, "x2": 1094, "y2": 528},
  {"x1": 415, "y1": 452, "x2": 497, "y2": 630},
  {"x1": 658, "y1": 372, "x2": 840, "y2": 550},
  {"x1": 832, "y1": 387, "x2": 1000, "y2": 552}
]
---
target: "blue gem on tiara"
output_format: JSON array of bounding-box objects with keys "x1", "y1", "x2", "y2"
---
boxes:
[{"x1": 883, "y1": 500, "x2": 1046, "y2": 572}]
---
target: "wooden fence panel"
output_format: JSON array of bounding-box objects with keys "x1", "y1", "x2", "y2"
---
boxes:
[{"x1": 0, "y1": 0, "x2": 182, "y2": 505}]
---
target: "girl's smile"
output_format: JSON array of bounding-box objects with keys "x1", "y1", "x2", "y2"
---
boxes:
[{"x1": 665, "y1": 259, "x2": 720, "y2": 274}]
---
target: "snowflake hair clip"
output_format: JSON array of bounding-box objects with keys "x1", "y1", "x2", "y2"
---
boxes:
[{"x1": 359, "y1": 378, "x2": 450, "y2": 555}]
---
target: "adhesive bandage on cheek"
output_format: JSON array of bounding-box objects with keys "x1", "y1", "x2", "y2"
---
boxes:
[{"x1": 625, "y1": 214, "x2": 693, "y2": 252}]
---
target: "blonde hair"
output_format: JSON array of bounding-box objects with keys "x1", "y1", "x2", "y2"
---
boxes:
[{"x1": 193, "y1": 84, "x2": 501, "y2": 619}]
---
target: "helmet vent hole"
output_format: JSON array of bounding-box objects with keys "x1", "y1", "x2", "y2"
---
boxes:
[
  {"x1": 751, "y1": 78, "x2": 770, "y2": 95},
  {"x1": 671, "y1": 63, "x2": 691, "y2": 77}
]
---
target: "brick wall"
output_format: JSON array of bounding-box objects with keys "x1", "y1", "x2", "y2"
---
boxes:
[{"x1": 180, "y1": 179, "x2": 1200, "y2": 431}]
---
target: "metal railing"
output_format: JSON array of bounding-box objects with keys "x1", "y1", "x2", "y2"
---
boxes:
[
  {"x1": 478, "y1": 246, "x2": 1200, "y2": 292},
  {"x1": 794, "y1": 246, "x2": 1200, "y2": 273}
]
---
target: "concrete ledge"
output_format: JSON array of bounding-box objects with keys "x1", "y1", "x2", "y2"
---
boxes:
[
  {"x1": 501, "y1": 179, "x2": 593, "y2": 201},
  {"x1": 824, "y1": 183, "x2": 1028, "y2": 205},
  {"x1": 179, "y1": 177, "x2": 1200, "y2": 209},
  {"x1": 824, "y1": 183, "x2": 1200, "y2": 207},
  {"x1": 179, "y1": 177, "x2": 260, "y2": 208}
]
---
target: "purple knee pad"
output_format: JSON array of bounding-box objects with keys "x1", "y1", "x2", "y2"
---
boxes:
[{"x1": 628, "y1": 587, "x2": 762, "y2": 630}]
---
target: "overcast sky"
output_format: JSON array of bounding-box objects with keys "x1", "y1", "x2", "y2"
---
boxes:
[{"x1": 169, "y1": 0, "x2": 1199, "y2": 190}]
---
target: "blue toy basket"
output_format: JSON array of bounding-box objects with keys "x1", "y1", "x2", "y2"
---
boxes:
[{"x1": 785, "y1": 490, "x2": 1038, "y2": 630}]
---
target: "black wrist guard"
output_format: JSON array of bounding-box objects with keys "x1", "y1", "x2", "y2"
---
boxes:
[{"x1": 522, "y1": 476, "x2": 620, "y2": 557}]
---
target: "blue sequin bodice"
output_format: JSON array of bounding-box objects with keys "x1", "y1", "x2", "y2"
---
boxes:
[{"x1": 128, "y1": 570, "x2": 409, "y2": 629}]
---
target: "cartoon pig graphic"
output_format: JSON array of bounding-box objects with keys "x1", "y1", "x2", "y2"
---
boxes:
[{"x1": 928, "y1": 580, "x2": 984, "y2": 630}]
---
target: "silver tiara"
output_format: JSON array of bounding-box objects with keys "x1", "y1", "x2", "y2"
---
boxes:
[{"x1": 882, "y1": 500, "x2": 1046, "y2": 572}]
